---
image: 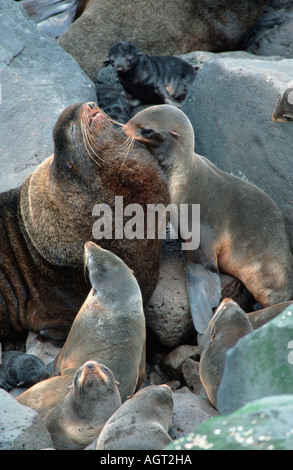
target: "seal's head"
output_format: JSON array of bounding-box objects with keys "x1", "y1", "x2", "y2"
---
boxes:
[
  {"x1": 104, "y1": 41, "x2": 141, "y2": 73},
  {"x1": 272, "y1": 83, "x2": 293, "y2": 122},
  {"x1": 123, "y1": 105, "x2": 195, "y2": 174},
  {"x1": 72, "y1": 361, "x2": 120, "y2": 402},
  {"x1": 51, "y1": 102, "x2": 118, "y2": 182},
  {"x1": 84, "y1": 241, "x2": 142, "y2": 305}
]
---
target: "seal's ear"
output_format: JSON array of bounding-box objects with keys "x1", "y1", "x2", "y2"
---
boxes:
[
  {"x1": 170, "y1": 131, "x2": 180, "y2": 139},
  {"x1": 103, "y1": 59, "x2": 111, "y2": 66}
]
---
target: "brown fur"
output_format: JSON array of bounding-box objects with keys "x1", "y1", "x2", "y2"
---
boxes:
[
  {"x1": 124, "y1": 105, "x2": 293, "y2": 311},
  {"x1": 0, "y1": 102, "x2": 169, "y2": 350}
]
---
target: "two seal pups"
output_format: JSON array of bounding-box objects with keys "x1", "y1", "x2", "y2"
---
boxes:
[
  {"x1": 0, "y1": 101, "x2": 168, "y2": 350},
  {"x1": 104, "y1": 41, "x2": 197, "y2": 106},
  {"x1": 123, "y1": 105, "x2": 293, "y2": 334},
  {"x1": 17, "y1": 241, "x2": 146, "y2": 418}
]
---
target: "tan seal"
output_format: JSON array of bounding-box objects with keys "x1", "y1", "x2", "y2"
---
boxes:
[
  {"x1": 199, "y1": 298, "x2": 253, "y2": 408},
  {"x1": 0, "y1": 101, "x2": 168, "y2": 350},
  {"x1": 96, "y1": 384, "x2": 173, "y2": 450},
  {"x1": 272, "y1": 82, "x2": 293, "y2": 122},
  {"x1": 17, "y1": 241, "x2": 146, "y2": 414},
  {"x1": 123, "y1": 105, "x2": 293, "y2": 334},
  {"x1": 44, "y1": 360, "x2": 121, "y2": 450}
]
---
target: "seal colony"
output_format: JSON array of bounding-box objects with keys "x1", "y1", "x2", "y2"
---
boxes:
[
  {"x1": 0, "y1": 101, "x2": 169, "y2": 350},
  {"x1": 123, "y1": 105, "x2": 293, "y2": 334}
]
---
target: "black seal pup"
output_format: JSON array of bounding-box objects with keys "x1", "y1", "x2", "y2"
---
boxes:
[{"x1": 104, "y1": 41, "x2": 197, "y2": 105}]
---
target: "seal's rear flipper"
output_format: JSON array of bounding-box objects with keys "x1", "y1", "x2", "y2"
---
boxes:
[{"x1": 187, "y1": 263, "x2": 222, "y2": 334}]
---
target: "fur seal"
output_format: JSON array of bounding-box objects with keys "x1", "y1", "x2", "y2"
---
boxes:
[
  {"x1": 96, "y1": 384, "x2": 173, "y2": 450},
  {"x1": 44, "y1": 360, "x2": 121, "y2": 450},
  {"x1": 17, "y1": 241, "x2": 146, "y2": 414},
  {"x1": 0, "y1": 101, "x2": 168, "y2": 350},
  {"x1": 0, "y1": 351, "x2": 49, "y2": 392},
  {"x1": 95, "y1": 84, "x2": 132, "y2": 124},
  {"x1": 104, "y1": 41, "x2": 197, "y2": 105},
  {"x1": 123, "y1": 105, "x2": 293, "y2": 334},
  {"x1": 272, "y1": 82, "x2": 293, "y2": 122},
  {"x1": 199, "y1": 298, "x2": 253, "y2": 408}
]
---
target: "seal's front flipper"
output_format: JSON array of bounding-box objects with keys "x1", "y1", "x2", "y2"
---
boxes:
[{"x1": 187, "y1": 263, "x2": 222, "y2": 334}]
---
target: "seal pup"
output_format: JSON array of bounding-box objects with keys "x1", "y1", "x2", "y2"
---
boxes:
[
  {"x1": 44, "y1": 361, "x2": 121, "y2": 450},
  {"x1": 0, "y1": 101, "x2": 168, "y2": 350},
  {"x1": 17, "y1": 241, "x2": 146, "y2": 414},
  {"x1": 272, "y1": 81, "x2": 293, "y2": 122},
  {"x1": 199, "y1": 298, "x2": 253, "y2": 408},
  {"x1": 104, "y1": 41, "x2": 197, "y2": 106},
  {"x1": 0, "y1": 351, "x2": 49, "y2": 392},
  {"x1": 123, "y1": 104, "x2": 293, "y2": 334},
  {"x1": 96, "y1": 384, "x2": 173, "y2": 450},
  {"x1": 95, "y1": 84, "x2": 132, "y2": 124}
]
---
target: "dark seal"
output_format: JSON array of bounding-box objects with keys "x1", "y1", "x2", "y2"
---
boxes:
[
  {"x1": 272, "y1": 81, "x2": 293, "y2": 122},
  {"x1": 0, "y1": 102, "x2": 169, "y2": 350},
  {"x1": 104, "y1": 41, "x2": 197, "y2": 105},
  {"x1": 0, "y1": 351, "x2": 49, "y2": 392}
]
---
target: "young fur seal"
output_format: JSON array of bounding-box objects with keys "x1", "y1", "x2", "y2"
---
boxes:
[
  {"x1": 0, "y1": 351, "x2": 49, "y2": 392},
  {"x1": 0, "y1": 101, "x2": 168, "y2": 350},
  {"x1": 123, "y1": 105, "x2": 293, "y2": 334},
  {"x1": 272, "y1": 82, "x2": 293, "y2": 122},
  {"x1": 199, "y1": 298, "x2": 253, "y2": 408},
  {"x1": 44, "y1": 361, "x2": 121, "y2": 450},
  {"x1": 104, "y1": 41, "x2": 197, "y2": 105},
  {"x1": 96, "y1": 384, "x2": 173, "y2": 450},
  {"x1": 16, "y1": 241, "x2": 146, "y2": 414}
]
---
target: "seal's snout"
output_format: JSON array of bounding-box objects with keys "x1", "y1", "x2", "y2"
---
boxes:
[{"x1": 87, "y1": 102, "x2": 97, "y2": 110}]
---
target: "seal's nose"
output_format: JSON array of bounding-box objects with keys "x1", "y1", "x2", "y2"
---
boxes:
[{"x1": 87, "y1": 102, "x2": 97, "y2": 110}]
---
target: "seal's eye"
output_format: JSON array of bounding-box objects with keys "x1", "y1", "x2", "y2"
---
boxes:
[
  {"x1": 141, "y1": 127, "x2": 154, "y2": 136},
  {"x1": 283, "y1": 115, "x2": 293, "y2": 121}
]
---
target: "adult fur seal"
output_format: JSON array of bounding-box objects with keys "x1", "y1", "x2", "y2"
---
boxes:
[
  {"x1": 44, "y1": 361, "x2": 121, "y2": 450},
  {"x1": 17, "y1": 241, "x2": 146, "y2": 414},
  {"x1": 199, "y1": 298, "x2": 253, "y2": 408},
  {"x1": 123, "y1": 105, "x2": 293, "y2": 334},
  {"x1": 96, "y1": 384, "x2": 173, "y2": 450},
  {"x1": 104, "y1": 41, "x2": 197, "y2": 105},
  {"x1": 0, "y1": 101, "x2": 168, "y2": 350},
  {"x1": 272, "y1": 82, "x2": 293, "y2": 122}
]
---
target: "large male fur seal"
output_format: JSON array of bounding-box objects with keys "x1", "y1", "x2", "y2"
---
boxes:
[
  {"x1": 123, "y1": 105, "x2": 293, "y2": 334},
  {"x1": 17, "y1": 241, "x2": 146, "y2": 414},
  {"x1": 272, "y1": 82, "x2": 293, "y2": 122},
  {"x1": 104, "y1": 41, "x2": 197, "y2": 105},
  {"x1": 44, "y1": 361, "x2": 122, "y2": 450},
  {"x1": 0, "y1": 101, "x2": 168, "y2": 350}
]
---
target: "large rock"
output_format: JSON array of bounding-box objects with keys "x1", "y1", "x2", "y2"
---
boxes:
[
  {"x1": 0, "y1": 0, "x2": 96, "y2": 193},
  {"x1": 243, "y1": 0, "x2": 293, "y2": 59},
  {"x1": 57, "y1": 0, "x2": 270, "y2": 81},
  {"x1": 167, "y1": 395, "x2": 293, "y2": 451},
  {"x1": 0, "y1": 389, "x2": 54, "y2": 450},
  {"x1": 182, "y1": 54, "x2": 293, "y2": 247},
  {"x1": 217, "y1": 303, "x2": 293, "y2": 415}
]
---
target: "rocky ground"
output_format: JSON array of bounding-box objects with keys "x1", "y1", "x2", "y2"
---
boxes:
[{"x1": 0, "y1": 0, "x2": 293, "y2": 450}]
